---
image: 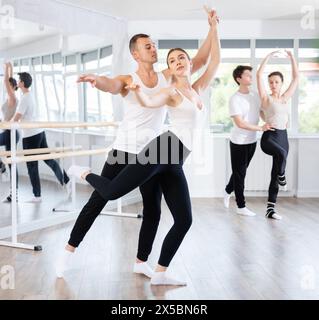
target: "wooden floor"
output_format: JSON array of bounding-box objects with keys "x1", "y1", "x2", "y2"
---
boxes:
[{"x1": 0, "y1": 179, "x2": 319, "y2": 299}]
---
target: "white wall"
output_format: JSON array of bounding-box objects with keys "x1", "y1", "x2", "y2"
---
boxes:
[{"x1": 9, "y1": 131, "x2": 318, "y2": 199}]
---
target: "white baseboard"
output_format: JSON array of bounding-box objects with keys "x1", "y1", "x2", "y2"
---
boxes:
[{"x1": 296, "y1": 190, "x2": 319, "y2": 198}]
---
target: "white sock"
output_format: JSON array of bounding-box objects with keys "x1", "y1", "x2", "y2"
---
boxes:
[
  {"x1": 150, "y1": 271, "x2": 187, "y2": 286},
  {"x1": 236, "y1": 207, "x2": 256, "y2": 217},
  {"x1": 56, "y1": 249, "x2": 74, "y2": 278},
  {"x1": 67, "y1": 165, "x2": 91, "y2": 180},
  {"x1": 279, "y1": 184, "x2": 288, "y2": 192},
  {"x1": 26, "y1": 196, "x2": 42, "y2": 203},
  {"x1": 133, "y1": 262, "x2": 154, "y2": 278},
  {"x1": 223, "y1": 191, "x2": 231, "y2": 208}
]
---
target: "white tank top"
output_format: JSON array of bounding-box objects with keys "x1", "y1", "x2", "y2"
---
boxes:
[
  {"x1": 262, "y1": 95, "x2": 290, "y2": 130},
  {"x1": 168, "y1": 89, "x2": 205, "y2": 151},
  {"x1": 112, "y1": 72, "x2": 168, "y2": 154},
  {"x1": 1, "y1": 98, "x2": 18, "y2": 122}
]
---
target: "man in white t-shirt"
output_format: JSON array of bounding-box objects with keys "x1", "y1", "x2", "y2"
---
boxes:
[
  {"x1": 12, "y1": 72, "x2": 70, "y2": 202},
  {"x1": 224, "y1": 65, "x2": 273, "y2": 216}
]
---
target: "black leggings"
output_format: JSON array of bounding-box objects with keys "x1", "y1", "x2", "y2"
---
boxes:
[
  {"x1": 226, "y1": 141, "x2": 256, "y2": 208},
  {"x1": 261, "y1": 129, "x2": 289, "y2": 204},
  {"x1": 84, "y1": 131, "x2": 192, "y2": 267},
  {"x1": 0, "y1": 129, "x2": 20, "y2": 187},
  {"x1": 69, "y1": 150, "x2": 167, "y2": 264},
  {"x1": 22, "y1": 131, "x2": 69, "y2": 197}
]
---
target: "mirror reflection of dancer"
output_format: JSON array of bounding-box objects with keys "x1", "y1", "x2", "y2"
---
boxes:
[
  {"x1": 0, "y1": 62, "x2": 20, "y2": 203},
  {"x1": 257, "y1": 50, "x2": 299, "y2": 220},
  {"x1": 57, "y1": 10, "x2": 218, "y2": 286},
  {"x1": 223, "y1": 65, "x2": 273, "y2": 216},
  {"x1": 12, "y1": 72, "x2": 70, "y2": 202}
]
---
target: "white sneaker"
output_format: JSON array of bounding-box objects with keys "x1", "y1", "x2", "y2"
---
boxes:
[
  {"x1": 236, "y1": 207, "x2": 256, "y2": 217},
  {"x1": 67, "y1": 165, "x2": 91, "y2": 180},
  {"x1": 26, "y1": 196, "x2": 42, "y2": 203},
  {"x1": 223, "y1": 191, "x2": 231, "y2": 208}
]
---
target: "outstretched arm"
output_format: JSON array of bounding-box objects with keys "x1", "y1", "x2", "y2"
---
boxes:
[
  {"x1": 282, "y1": 50, "x2": 299, "y2": 101},
  {"x1": 125, "y1": 84, "x2": 174, "y2": 108},
  {"x1": 77, "y1": 74, "x2": 130, "y2": 96},
  {"x1": 192, "y1": 14, "x2": 220, "y2": 92}
]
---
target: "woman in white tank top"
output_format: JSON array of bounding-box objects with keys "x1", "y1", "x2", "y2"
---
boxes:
[
  {"x1": 257, "y1": 50, "x2": 299, "y2": 220},
  {"x1": 125, "y1": 33, "x2": 220, "y2": 152},
  {"x1": 0, "y1": 62, "x2": 20, "y2": 202}
]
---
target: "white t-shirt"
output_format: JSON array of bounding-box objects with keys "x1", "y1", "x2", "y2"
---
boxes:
[
  {"x1": 16, "y1": 92, "x2": 43, "y2": 138},
  {"x1": 229, "y1": 91, "x2": 261, "y2": 145},
  {"x1": 112, "y1": 72, "x2": 168, "y2": 154}
]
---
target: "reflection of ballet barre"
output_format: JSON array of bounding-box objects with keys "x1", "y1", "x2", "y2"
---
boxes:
[
  {"x1": 0, "y1": 146, "x2": 82, "y2": 158},
  {"x1": 0, "y1": 121, "x2": 141, "y2": 252},
  {"x1": 0, "y1": 121, "x2": 119, "y2": 130},
  {"x1": 3, "y1": 148, "x2": 110, "y2": 164}
]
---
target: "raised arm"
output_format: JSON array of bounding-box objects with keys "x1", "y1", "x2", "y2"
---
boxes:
[
  {"x1": 192, "y1": 14, "x2": 220, "y2": 92},
  {"x1": 256, "y1": 51, "x2": 279, "y2": 102},
  {"x1": 162, "y1": 7, "x2": 218, "y2": 79},
  {"x1": 4, "y1": 63, "x2": 16, "y2": 102},
  {"x1": 77, "y1": 74, "x2": 130, "y2": 96},
  {"x1": 191, "y1": 8, "x2": 220, "y2": 73},
  {"x1": 125, "y1": 84, "x2": 174, "y2": 108},
  {"x1": 282, "y1": 50, "x2": 299, "y2": 101}
]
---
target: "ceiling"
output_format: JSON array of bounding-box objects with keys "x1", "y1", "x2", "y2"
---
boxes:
[
  {"x1": 57, "y1": 0, "x2": 319, "y2": 21},
  {"x1": 0, "y1": 18, "x2": 60, "y2": 52}
]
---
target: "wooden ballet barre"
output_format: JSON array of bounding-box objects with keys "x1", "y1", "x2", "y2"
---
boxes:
[
  {"x1": 0, "y1": 121, "x2": 119, "y2": 130},
  {"x1": 4, "y1": 148, "x2": 111, "y2": 164},
  {"x1": 0, "y1": 146, "x2": 82, "y2": 158}
]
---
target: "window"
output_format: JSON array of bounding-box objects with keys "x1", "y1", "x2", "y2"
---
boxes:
[
  {"x1": 298, "y1": 62, "x2": 319, "y2": 133},
  {"x1": 255, "y1": 39, "x2": 294, "y2": 58},
  {"x1": 299, "y1": 39, "x2": 319, "y2": 58},
  {"x1": 64, "y1": 75, "x2": 79, "y2": 121},
  {"x1": 221, "y1": 40, "x2": 251, "y2": 58},
  {"x1": 210, "y1": 63, "x2": 244, "y2": 133},
  {"x1": 34, "y1": 74, "x2": 48, "y2": 120},
  {"x1": 100, "y1": 46, "x2": 113, "y2": 67}
]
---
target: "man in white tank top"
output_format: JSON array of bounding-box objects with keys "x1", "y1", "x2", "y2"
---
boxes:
[{"x1": 58, "y1": 10, "x2": 217, "y2": 284}]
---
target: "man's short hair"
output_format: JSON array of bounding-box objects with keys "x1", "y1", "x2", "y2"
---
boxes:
[
  {"x1": 232, "y1": 65, "x2": 253, "y2": 85},
  {"x1": 129, "y1": 34, "x2": 150, "y2": 52},
  {"x1": 18, "y1": 72, "x2": 32, "y2": 89}
]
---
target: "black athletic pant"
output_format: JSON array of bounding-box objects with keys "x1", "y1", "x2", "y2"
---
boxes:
[
  {"x1": 22, "y1": 131, "x2": 69, "y2": 197},
  {"x1": 0, "y1": 129, "x2": 20, "y2": 187},
  {"x1": 70, "y1": 131, "x2": 192, "y2": 267},
  {"x1": 261, "y1": 129, "x2": 289, "y2": 204},
  {"x1": 225, "y1": 141, "x2": 256, "y2": 208}
]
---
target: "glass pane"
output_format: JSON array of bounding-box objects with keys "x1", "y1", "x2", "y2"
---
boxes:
[
  {"x1": 299, "y1": 48, "x2": 319, "y2": 58},
  {"x1": 221, "y1": 48, "x2": 251, "y2": 58},
  {"x1": 99, "y1": 91, "x2": 113, "y2": 122},
  {"x1": 85, "y1": 84, "x2": 99, "y2": 122},
  {"x1": 100, "y1": 54, "x2": 113, "y2": 67},
  {"x1": 298, "y1": 62, "x2": 319, "y2": 133},
  {"x1": 84, "y1": 60, "x2": 98, "y2": 70},
  {"x1": 35, "y1": 75, "x2": 48, "y2": 120},
  {"x1": 43, "y1": 75, "x2": 59, "y2": 120},
  {"x1": 210, "y1": 63, "x2": 243, "y2": 133},
  {"x1": 65, "y1": 75, "x2": 79, "y2": 121}
]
